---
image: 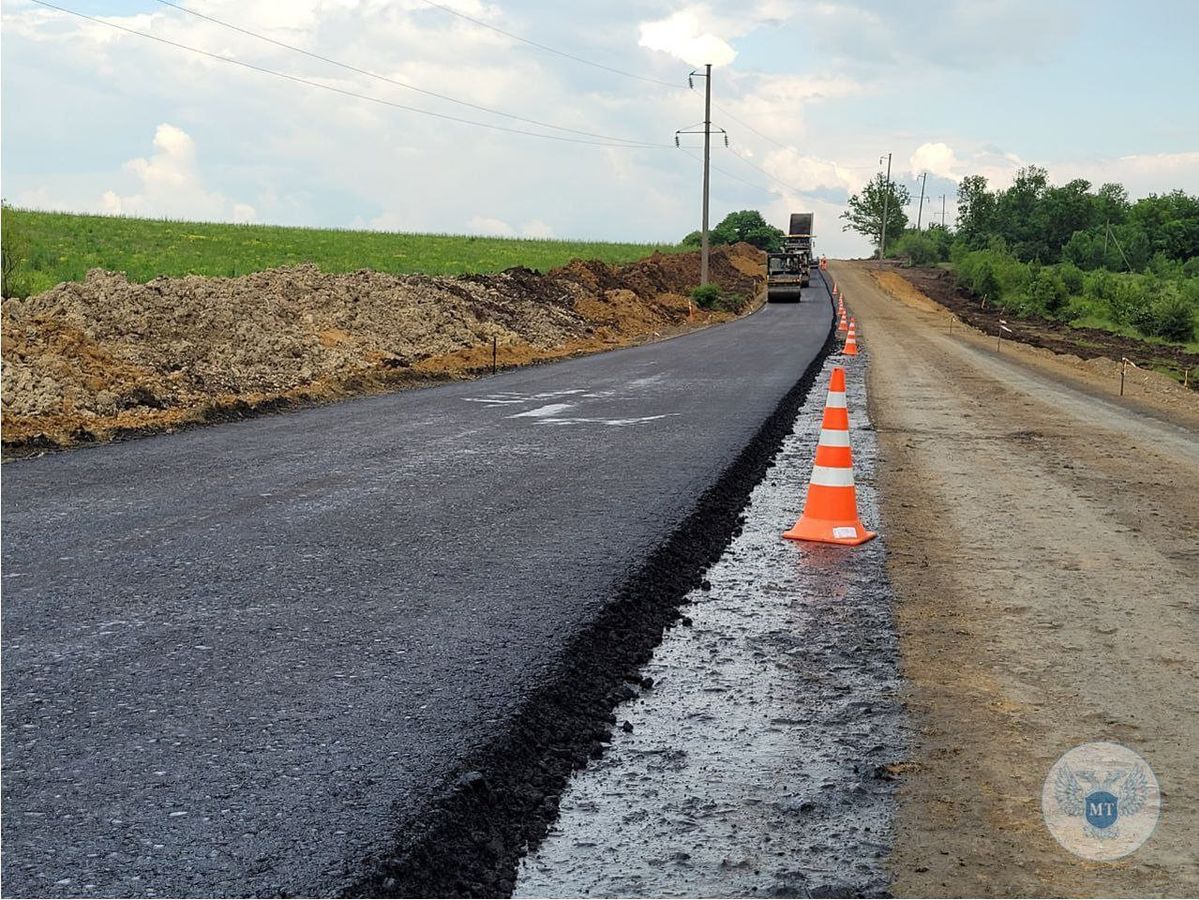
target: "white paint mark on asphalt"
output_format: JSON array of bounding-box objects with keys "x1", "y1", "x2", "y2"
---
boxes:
[
  {"x1": 509, "y1": 403, "x2": 575, "y2": 418},
  {"x1": 464, "y1": 389, "x2": 587, "y2": 407},
  {"x1": 536, "y1": 414, "x2": 679, "y2": 427},
  {"x1": 627, "y1": 375, "x2": 665, "y2": 388}
]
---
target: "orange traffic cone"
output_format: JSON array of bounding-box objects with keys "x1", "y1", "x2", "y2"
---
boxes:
[
  {"x1": 844, "y1": 319, "x2": 859, "y2": 355},
  {"x1": 783, "y1": 367, "x2": 875, "y2": 546},
  {"x1": 838, "y1": 309, "x2": 849, "y2": 333}
]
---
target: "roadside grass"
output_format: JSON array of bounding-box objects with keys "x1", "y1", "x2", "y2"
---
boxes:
[
  {"x1": 2, "y1": 209, "x2": 683, "y2": 297},
  {"x1": 1067, "y1": 311, "x2": 1199, "y2": 355}
]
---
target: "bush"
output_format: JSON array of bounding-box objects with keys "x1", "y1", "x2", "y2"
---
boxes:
[
  {"x1": 1029, "y1": 269, "x2": 1068, "y2": 314},
  {"x1": 690, "y1": 282, "x2": 748, "y2": 314},
  {"x1": 1149, "y1": 286, "x2": 1196, "y2": 341},
  {"x1": 973, "y1": 263, "x2": 1002, "y2": 303},
  {"x1": 691, "y1": 282, "x2": 723, "y2": 310},
  {"x1": 1058, "y1": 262, "x2": 1085, "y2": 295},
  {"x1": 1109, "y1": 278, "x2": 1150, "y2": 327},
  {"x1": 889, "y1": 229, "x2": 943, "y2": 266},
  {"x1": 2, "y1": 204, "x2": 30, "y2": 298}
]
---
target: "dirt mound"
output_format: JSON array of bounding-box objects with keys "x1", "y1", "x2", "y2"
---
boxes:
[{"x1": 2, "y1": 244, "x2": 765, "y2": 451}]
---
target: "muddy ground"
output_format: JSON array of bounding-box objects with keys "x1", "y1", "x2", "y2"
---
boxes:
[
  {"x1": 892, "y1": 262, "x2": 1199, "y2": 388},
  {"x1": 834, "y1": 261, "x2": 1199, "y2": 896},
  {"x1": 514, "y1": 350, "x2": 906, "y2": 899},
  {"x1": 1, "y1": 244, "x2": 764, "y2": 452}
]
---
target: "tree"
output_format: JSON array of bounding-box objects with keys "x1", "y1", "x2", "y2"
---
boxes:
[
  {"x1": 841, "y1": 174, "x2": 909, "y2": 254},
  {"x1": 711, "y1": 210, "x2": 785, "y2": 251},
  {"x1": 678, "y1": 210, "x2": 784, "y2": 252},
  {"x1": 955, "y1": 174, "x2": 995, "y2": 249}
]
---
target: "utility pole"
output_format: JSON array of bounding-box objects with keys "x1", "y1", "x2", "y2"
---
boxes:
[
  {"x1": 941, "y1": 194, "x2": 947, "y2": 228},
  {"x1": 675, "y1": 64, "x2": 726, "y2": 286},
  {"x1": 915, "y1": 171, "x2": 928, "y2": 230},
  {"x1": 878, "y1": 152, "x2": 893, "y2": 259},
  {"x1": 701, "y1": 63, "x2": 712, "y2": 285}
]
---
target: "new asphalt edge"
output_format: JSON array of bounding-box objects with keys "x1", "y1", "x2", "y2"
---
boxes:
[{"x1": 347, "y1": 282, "x2": 838, "y2": 898}]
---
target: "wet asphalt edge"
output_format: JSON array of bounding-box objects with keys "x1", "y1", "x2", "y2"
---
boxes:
[{"x1": 346, "y1": 280, "x2": 838, "y2": 898}]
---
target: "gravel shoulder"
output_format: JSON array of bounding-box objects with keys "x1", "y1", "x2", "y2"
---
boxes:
[
  {"x1": 515, "y1": 348, "x2": 904, "y2": 899},
  {"x1": 831, "y1": 261, "x2": 1199, "y2": 896}
]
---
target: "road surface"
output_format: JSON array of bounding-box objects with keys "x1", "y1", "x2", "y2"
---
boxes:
[
  {"x1": 2, "y1": 288, "x2": 831, "y2": 897},
  {"x1": 832, "y1": 261, "x2": 1199, "y2": 896}
]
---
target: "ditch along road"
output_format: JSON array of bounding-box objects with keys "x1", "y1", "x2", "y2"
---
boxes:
[
  {"x1": 1, "y1": 287, "x2": 833, "y2": 897},
  {"x1": 828, "y1": 261, "x2": 1199, "y2": 896}
]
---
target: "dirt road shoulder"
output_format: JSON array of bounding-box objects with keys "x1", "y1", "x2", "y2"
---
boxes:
[{"x1": 831, "y1": 261, "x2": 1199, "y2": 896}]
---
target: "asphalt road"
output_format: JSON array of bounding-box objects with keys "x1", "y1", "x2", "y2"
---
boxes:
[{"x1": 2, "y1": 289, "x2": 831, "y2": 897}]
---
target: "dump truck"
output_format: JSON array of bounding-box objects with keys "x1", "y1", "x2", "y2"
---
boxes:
[{"x1": 767, "y1": 212, "x2": 815, "y2": 302}]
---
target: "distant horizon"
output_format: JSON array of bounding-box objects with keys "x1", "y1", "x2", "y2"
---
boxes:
[{"x1": 4, "y1": 0, "x2": 1196, "y2": 257}]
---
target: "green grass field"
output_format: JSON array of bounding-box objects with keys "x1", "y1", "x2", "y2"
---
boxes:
[{"x1": 1, "y1": 208, "x2": 683, "y2": 297}]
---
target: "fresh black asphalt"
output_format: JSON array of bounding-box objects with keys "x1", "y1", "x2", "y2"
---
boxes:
[{"x1": 2, "y1": 289, "x2": 831, "y2": 897}]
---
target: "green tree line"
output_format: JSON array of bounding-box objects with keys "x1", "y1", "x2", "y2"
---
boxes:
[{"x1": 843, "y1": 166, "x2": 1199, "y2": 345}]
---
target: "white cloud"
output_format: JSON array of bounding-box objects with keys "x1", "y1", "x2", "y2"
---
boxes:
[
  {"x1": 521, "y1": 219, "x2": 555, "y2": 239},
  {"x1": 910, "y1": 142, "x2": 960, "y2": 181},
  {"x1": 468, "y1": 215, "x2": 517, "y2": 237},
  {"x1": 1049, "y1": 152, "x2": 1199, "y2": 198},
  {"x1": 99, "y1": 124, "x2": 257, "y2": 222},
  {"x1": 466, "y1": 216, "x2": 557, "y2": 239},
  {"x1": 762, "y1": 148, "x2": 863, "y2": 193},
  {"x1": 639, "y1": 10, "x2": 737, "y2": 67}
]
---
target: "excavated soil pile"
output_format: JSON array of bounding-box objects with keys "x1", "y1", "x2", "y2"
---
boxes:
[{"x1": 2, "y1": 244, "x2": 764, "y2": 451}]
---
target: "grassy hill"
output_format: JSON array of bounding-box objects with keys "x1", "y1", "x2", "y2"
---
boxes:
[{"x1": 1, "y1": 208, "x2": 682, "y2": 297}]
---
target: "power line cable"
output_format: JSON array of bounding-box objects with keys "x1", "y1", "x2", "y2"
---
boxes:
[
  {"x1": 724, "y1": 144, "x2": 805, "y2": 195},
  {"x1": 712, "y1": 101, "x2": 792, "y2": 151},
  {"x1": 29, "y1": 0, "x2": 673, "y2": 149},
  {"x1": 418, "y1": 0, "x2": 681, "y2": 88},
  {"x1": 151, "y1": 0, "x2": 662, "y2": 147},
  {"x1": 679, "y1": 147, "x2": 776, "y2": 197}
]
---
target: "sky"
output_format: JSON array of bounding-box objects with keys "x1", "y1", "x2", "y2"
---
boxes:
[{"x1": 2, "y1": 0, "x2": 1197, "y2": 258}]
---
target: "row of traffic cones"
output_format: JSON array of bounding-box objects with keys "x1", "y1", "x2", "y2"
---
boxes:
[
  {"x1": 833, "y1": 282, "x2": 858, "y2": 355},
  {"x1": 783, "y1": 282, "x2": 873, "y2": 546}
]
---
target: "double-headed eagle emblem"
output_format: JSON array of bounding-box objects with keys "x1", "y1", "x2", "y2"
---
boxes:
[{"x1": 1054, "y1": 763, "x2": 1149, "y2": 839}]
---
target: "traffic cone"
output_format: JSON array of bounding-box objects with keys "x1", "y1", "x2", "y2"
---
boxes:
[
  {"x1": 783, "y1": 367, "x2": 875, "y2": 546},
  {"x1": 844, "y1": 319, "x2": 859, "y2": 356},
  {"x1": 838, "y1": 309, "x2": 849, "y2": 333}
]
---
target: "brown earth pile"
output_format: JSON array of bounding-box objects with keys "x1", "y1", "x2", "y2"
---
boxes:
[{"x1": 1, "y1": 243, "x2": 765, "y2": 451}]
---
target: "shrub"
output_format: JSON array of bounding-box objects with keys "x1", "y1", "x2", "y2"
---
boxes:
[
  {"x1": 691, "y1": 282, "x2": 723, "y2": 310},
  {"x1": 1058, "y1": 262, "x2": 1085, "y2": 295},
  {"x1": 1149, "y1": 286, "x2": 1196, "y2": 342},
  {"x1": 889, "y1": 230, "x2": 943, "y2": 266},
  {"x1": 1029, "y1": 270, "x2": 1068, "y2": 314},
  {"x1": 1, "y1": 204, "x2": 30, "y2": 298},
  {"x1": 1109, "y1": 278, "x2": 1150, "y2": 327},
  {"x1": 972, "y1": 262, "x2": 1002, "y2": 303}
]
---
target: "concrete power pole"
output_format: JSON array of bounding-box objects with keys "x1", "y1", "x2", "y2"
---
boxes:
[
  {"x1": 878, "y1": 153, "x2": 893, "y2": 260},
  {"x1": 701, "y1": 63, "x2": 712, "y2": 285},
  {"x1": 675, "y1": 65, "x2": 725, "y2": 286},
  {"x1": 916, "y1": 171, "x2": 928, "y2": 230}
]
